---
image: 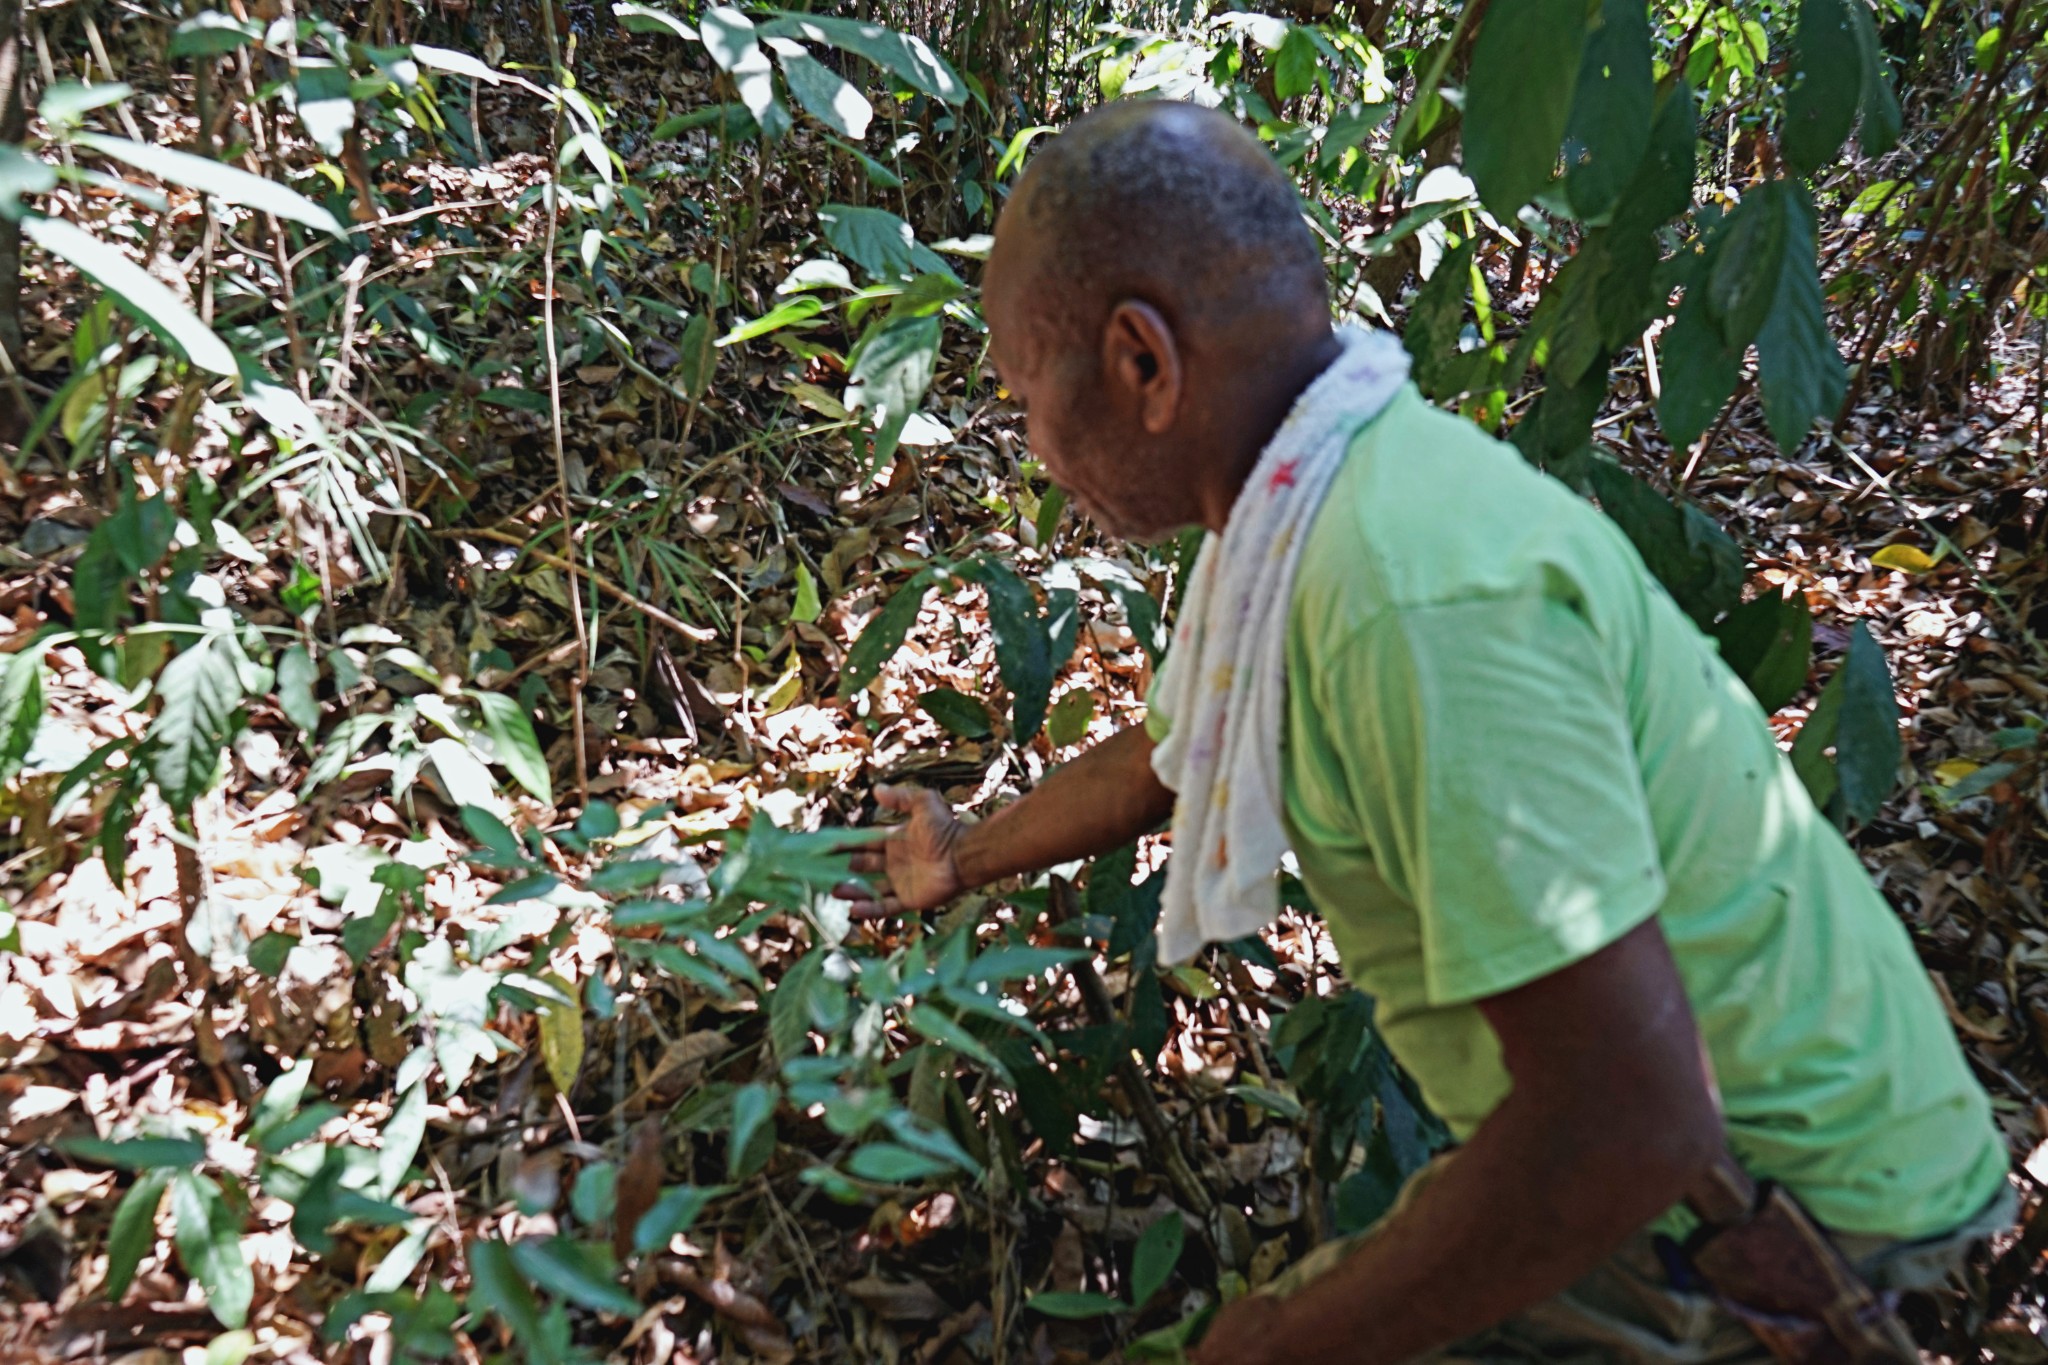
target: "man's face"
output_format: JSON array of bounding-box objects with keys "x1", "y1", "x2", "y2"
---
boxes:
[{"x1": 984, "y1": 225, "x2": 1189, "y2": 543}]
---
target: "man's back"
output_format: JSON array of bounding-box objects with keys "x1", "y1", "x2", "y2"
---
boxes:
[{"x1": 1278, "y1": 383, "x2": 2005, "y2": 1238}]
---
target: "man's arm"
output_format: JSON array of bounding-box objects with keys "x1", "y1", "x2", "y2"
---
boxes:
[
  {"x1": 1194, "y1": 917, "x2": 1723, "y2": 1365},
  {"x1": 842, "y1": 724, "x2": 1175, "y2": 914}
]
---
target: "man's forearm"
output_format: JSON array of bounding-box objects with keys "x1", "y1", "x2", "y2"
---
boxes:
[{"x1": 952, "y1": 724, "x2": 1175, "y2": 888}]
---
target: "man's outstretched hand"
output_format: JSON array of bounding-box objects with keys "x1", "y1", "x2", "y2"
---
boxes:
[{"x1": 838, "y1": 784, "x2": 968, "y2": 916}]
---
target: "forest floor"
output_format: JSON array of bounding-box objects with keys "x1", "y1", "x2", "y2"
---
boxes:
[{"x1": 2, "y1": 21, "x2": 2047, "y2": 1365}]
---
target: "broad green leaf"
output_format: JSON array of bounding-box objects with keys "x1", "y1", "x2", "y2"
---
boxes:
[
  {"x1": 275, "y1": 644, "x2": 319, "y2": 736},
  {"x1": 1027, "y1": 1291, "x2": 1124, "y2": 1319},
  {"x1": 700, "y1": 7, "x2": 789, "y2": 140},
  {"x1": 536, "y1": 970, "x2": 584, "y2": 1095},
  {"x1": 509, "y1": 1236, "x2": 639, "y2": 1317},
  {"x1": 841, "y1": 567, "x2": 945, "y2": 694},
  {"x1": 40, "y1": 81, "x2": 133, "y2": 127},
  {"x1": 473, "y1": 691, "x2": 552, "y2": 803},
  {"x1": 0, "y1": 644, "x2": 44, "y2": 783},
  {"x1": 768, "y1": 40, "x2": 872, "y2": 139},
  {"x1": 467, "y1": 1239, "x2": 557, "y2": 1364},
  {"x1": 1586, "y1": 457, "x2": 1744, "y2": 629},
  {"x1": 172, "y1": 1172, "x2": 252, "y2": 1328},
  {"x1": 0, "y1": 146, "x2": 56, "y2": 220},
  {"x1": 60, "y1": 1133, "x2": 207, "y2": 1170},
  {"x1": 23, "y1": 216, "x2": 236, "y2": 375},
  {"x1": 1705, "y1": 188, "x2": 1789, "y2": 350},
  {"x1": 1848, "y1": 0, "x2": 1902, "y2": 155},
  {"x1": 411, "y1": 44, "x2": 508, "y2": 85},
  {"x1": 1655, "y1": 280, "x2": 1742, "y2": 451},
  {"x1": 1273, "y1": 25, "x2": 1319, "y2": 101},
  {"x1": 1752, "y1": 184, "x2": 1845, "y2": 452},
  {"x1": 917, "y1": 687, "x2": 992, "y2": 739},
  {"x1": 847, "y1": 312, "x2": 941, "y2": 472},
  {"x1": 728, "y1": 1082, "x2": 777, "y2": 1180},
  {"x1": 1130, "y1": 1214, "x2": 1185, "y2": 1306},
  {"x1": 966, "y1": 558, "x2": 1051, "y2": 741},
  {"x1": 1561, "y1": 0, "x2": 1654, "y2": 221},
  {"x1": 169, "y1": 12, "x2": 264, "y2": 56},
  {"x1": 676, "y1": 312, "x2": 715, "y2": 397},
  {"x1": 77, "y1": 133, "x2": 347, "y2": 240},
  {"x1": 1712, "y1": 590, "x2": 1813, "y2": 713},
  {"x1": 996, "y1": 125, "x2": 1055, "y2": 179},
  {"x1": 105, "y1": 1168, "x2": 172, "y2": 1300},
  {"x1": 1403, "y1": 238, "x2": 1473, "y2": 399},
  {"x1": 1791, "y1": 623, "x2": 1898, "y2": 822},
  {"x1": 790, "y1": 561, "x2": 822, "y2": 623},
  {"x1": 1046, "y1": 688, "x2": 1095, "y2": 748},
  {"x1": 149, "y1": 629, "x2": 247, "y2": 810},
  {"x1": 758, "y1": 12, "x2": 966, "y2": 104},
  {"x1": 768, "y1": 947, "x2": 826, "y2": 1067},
  {"x1": 1463, "y1": 0, "x2": 1588, "y2": 217},
  {"x1": 717, "y1": 294, "x2": 824, "y2": 346},
  {"x1": 1612, "y1": 82, "x2": 1698, "y2": 233},
  {"x1": 247, "y1": 931, "x2": 297, "y2": 978},
  {"x1": 426, "y1": 737, "x2": 502, "y2": 815},
  {"x1": 845, "y1": 1142, "x2": 951, "y2": 1183},
  {"x1": 1511, "y1": 350, "x2": 1606, "y2": 486},
  {"x1": 611, "y1": 3, "x2": 695, "y2": 41},
  {"x1": 293, "y1": 64, "x2": 356, "y2": 158},
  {"x1": 633, "y1": 1185, "x2": 722, "y2": 1254},
  {"x1": 1782, "y1": 0, "x2": 1861, "y2": 174},
  {"x1": 375, "y1": 1082, "x2": 430, "y2": 1199},
  {"x1": 817, "y1": 203, "x2": 955, "y2": 283}
]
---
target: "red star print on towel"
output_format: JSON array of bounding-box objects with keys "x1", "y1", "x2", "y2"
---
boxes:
[{"x1": 1268, "y1": 459, "x2": 1300, "y2": 491}]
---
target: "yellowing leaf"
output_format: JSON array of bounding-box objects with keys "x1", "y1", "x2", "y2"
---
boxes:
[
  {"x1": 537, "y1": 970, "x2": 585, "y2": 1095},
  {"x1": 1933, "y1": 758, "x2": 1980, "y2": 786},
  {"x1": 1870, "y1": 543, "x2": 1938, "y2": 573}
]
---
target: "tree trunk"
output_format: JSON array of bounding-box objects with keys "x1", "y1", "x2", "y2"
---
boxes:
[{"x1": 0, "y1": 0, "x2": 25, "y2": 444}]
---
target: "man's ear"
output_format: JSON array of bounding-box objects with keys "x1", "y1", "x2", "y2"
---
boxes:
[{"x1": 1102, "y1": 299, "x2": 1183, "y2": 435}]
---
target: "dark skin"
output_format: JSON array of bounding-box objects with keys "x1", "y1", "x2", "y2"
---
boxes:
[{"x1": 844, "y1": 104, "x2": 1724, "y2": 1365}]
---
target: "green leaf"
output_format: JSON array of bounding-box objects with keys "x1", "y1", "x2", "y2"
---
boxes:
[
  {"x1": 842, "y1": 567, "x2": 946, "y2": 694},
  {"x1": 105, "y1": 1168, "x2": 172, "y2": 1300},
  {"x1": 1273, "y1": 25, "x2": 1319, "y2": 101},
  {"x1": 728, "y1": 1082, "x2": 777, "y2": 1180},
  {"x1": 473, "y1": 691, "x2": 552, "y2": 804},
  {"x1": 169, "y1": 12, "x2": 265, "y2": 56},
  {"x1": 1782, "y1": 0, "x2": 1861, "y2": 174},
  {"x1": 293, "y1": 64, "x2": 356, "y2": 158},
  {"x1": 847, "y1": 312, "x2": 941, "y2": 473},
  {"x1": 1403, "y1": 238, "x2": 1474, "y2": 399},
  {"x1": 818, "y1": 204, "x2": 955, "y2": 284},
  {"x1": 150, "y1": 629, "x2": 247, "y2": 810},
  {"x1": 757, "y1": 12, "x2": 966, "y2": 104},
  {"x1": 768, "y1": 40, "x2": 872, "y2": 139},
  {"x1": 790, "y1": 561, "x2": 822, "y2": 623},
  {"x1": 247, "y1": 931, "x2": 298, "y2": 978},
  {"x1": 1656, "y1": 279, "x2": 1742, "y2": 451},
  {"x1": 717, "y1": 294, "x2": 824, "y2": 346},
  {"x1": 1130, "y1": 1214, "x2": 1185, "y2": 1306},
  {"x1": 1046, "y1": 689, "x2": 1095, "y2": 748},
  {"x1": 0, "y1": 146, "x2": 56, "y2": 220},
  {"x1": 700, "y1": 7, "x2": 789, "y2": 141},
  {"x1": 466, "y1": 1239, "x2": 557, "y2": 1365},
  {"x1": 40, "y1": 81, "x2": 133, "y2": 128},
  {"x1": 1706, "y1": 186, "x2": 1789, "y2": 351},
  {"x1": 275, "y1": 644, "x2": 319, "y2": 737},
  {"x1": 611, "y1": 2, "x2": 695, "y2": 40},
  {"x1": 1586, "y1": 458, "x2": 1744, "y2": 629},
  {"x1": 1847, "y1": 0, "x2": 1902, "y2": 155},
  {"x1": 1463, "y1": 0, "x2": 1589, "y2": 216},
  {"x1": 1027, "y1": 1291, "x2": 1124, "y2": 1319},
  {"x1": 1791, "y1": 623, "x2": 1898, "y2": 822},
  {"x1": 23, "y1": 215, "x2": 236, "y2": 375},
  {"x1": 966, "y1": 558, "x2": 1052, "y2": 741},
  {"x1": 1712, "y1": 590, "x2": 1813, "y2": 714},
  {"x1": 845, "y1": 1142, "x2": 950, "y2": 1183},
  {"x1": 1613, "y1": 82, "x2": 1698, "y2": 232},
  {"x1": 1561, "y1": 0, "x2": 1654, "y2": 221},
  {"x1": 172, "y1": 1172, "x2": 252, "y2": 1328},
  {"x1": 509, "y1": 1237, "x2": 640, "y2": 1317},
  {"x1": 0, "y1": 644, "x2": 44, "y2": 783},
  {"x1": 411, "y1": 44, "x2": 510, "y2": 84},
  {"x1": 996, "y1": 125, "x2": 1055, "y2": 179},
  {"x1": 769, "y1": 948, "x2": 826, "y2": 1067},
  {"x1": 634, "y1": 1185, "x2": 722, "y2": 1253},
  {"x1": 61, "y1": 1133, "x2": 208, "y2": 1171},
  {"x1": 1752, "y1": 184, "x2": 1845, "y2": 452},
  {"x1": 676, "y1": 312, "x2": 715, "y2": 397},
  {"x1": 76, "y1": 134, "x2": 348, "y2": 241},
  {"x1": 917, "y1": 687, "x2": 992, "y2": 739}
]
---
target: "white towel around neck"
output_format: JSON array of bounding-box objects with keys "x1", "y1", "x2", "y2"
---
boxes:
[{"x1": 1149, "y1": 325, "x2": 1412, "y2": 965}]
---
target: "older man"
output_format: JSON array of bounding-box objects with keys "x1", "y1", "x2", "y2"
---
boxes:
[{"x1": 846, "y1": 101, "x2": 2009, "y2": 1364}]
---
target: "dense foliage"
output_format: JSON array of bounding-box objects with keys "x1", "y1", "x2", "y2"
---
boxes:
[{"x1": 0, "y1": 0, "x2": 2042, "y2": 1360}]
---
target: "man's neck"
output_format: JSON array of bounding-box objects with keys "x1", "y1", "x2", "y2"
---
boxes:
[{"x1": 1199, "y1": 327, "x2": 1346, "y2": 534}]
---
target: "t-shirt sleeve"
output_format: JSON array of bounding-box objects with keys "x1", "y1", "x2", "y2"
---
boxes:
[{"x1": 1320, "y1": 589, "x2": 1668, "y2": 1007}]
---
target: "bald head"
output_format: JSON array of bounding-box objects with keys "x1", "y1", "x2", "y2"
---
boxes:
[
  {"x1": 996, "y1": 101, "x2": 1329, "y2": 363},
  {"x1": 982, "y1": 101, "x2": 1341, "y2": 541}
]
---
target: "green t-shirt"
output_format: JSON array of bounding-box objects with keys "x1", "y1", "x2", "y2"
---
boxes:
[{"x1": 1151, "y1": 384, "x2": 2005, "y2": 1239}]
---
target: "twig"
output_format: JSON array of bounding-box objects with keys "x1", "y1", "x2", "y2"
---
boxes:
[{"x1": 437, "y1": 525, "x2": 715, "y2": 642}]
